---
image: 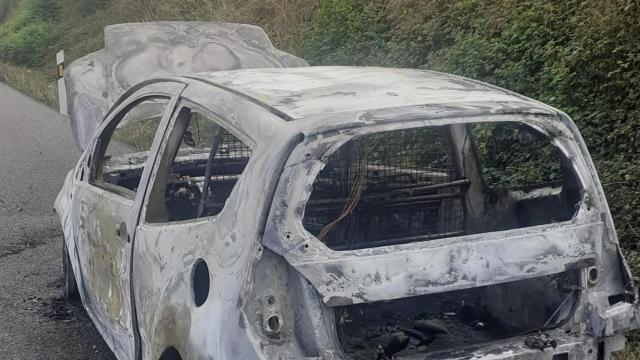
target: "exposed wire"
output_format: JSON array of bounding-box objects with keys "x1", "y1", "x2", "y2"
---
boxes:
[{"x1": 317, "y1": 140, "x2": 368, "y2": 242}]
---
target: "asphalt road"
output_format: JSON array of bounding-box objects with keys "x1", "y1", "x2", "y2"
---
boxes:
[{"x1": 0, "y1": 82, "x2": 115, "y2": 359}]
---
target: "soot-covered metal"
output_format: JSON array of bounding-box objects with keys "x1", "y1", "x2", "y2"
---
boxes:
[{"x1": 55, "y1": 32, "x2": 640, "y2": 359}]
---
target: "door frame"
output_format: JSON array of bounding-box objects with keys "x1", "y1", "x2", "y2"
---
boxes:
[
  {"x1": 75, "y1": 80, "x2": 186, "y2": 358},
  {"x1": 129, "y1": 92, "x2": 272, "y2": 359}
]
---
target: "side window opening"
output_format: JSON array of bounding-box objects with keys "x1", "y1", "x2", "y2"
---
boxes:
[
  {"x1": 302, "y1": 122, "x2": 582, "y2": 251},
  {"x1": 93, "y1": 97, "x2": 169, "y2": 196},
  {"x1": 147, "y1": 107, "x2": 252, "y2": 223}
]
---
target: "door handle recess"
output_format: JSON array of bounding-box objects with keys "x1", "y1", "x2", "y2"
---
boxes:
[{"x1": 116, "y1": 222, "x2": 130, "y2": 243}]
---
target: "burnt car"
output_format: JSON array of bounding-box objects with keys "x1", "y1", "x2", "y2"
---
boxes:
[{"x1": 56, "y1": 23, "x2": 640, "y2": 360}]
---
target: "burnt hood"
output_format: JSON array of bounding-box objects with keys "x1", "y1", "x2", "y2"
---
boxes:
[{"x1": 64, "y1": 21, "x2": 307, "y2": 150}]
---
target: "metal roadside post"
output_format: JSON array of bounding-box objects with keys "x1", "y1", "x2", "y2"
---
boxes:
[{"x1": 56, "y1": 50, "x2": 68, "y2": 116}]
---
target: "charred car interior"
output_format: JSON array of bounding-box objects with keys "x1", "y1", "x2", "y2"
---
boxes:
[
  {"x1": 97, "y1": 101, "x2": 253, "y2": 222},
  {"x1": 335, "y1": 271, "x2": 581, "y2": 359},
  {"x1": 148, "y1": 106, "x2": 253, "y2": 223}
]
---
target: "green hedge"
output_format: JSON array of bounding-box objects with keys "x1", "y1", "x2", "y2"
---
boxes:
[
  {"x1": 0, "y1": 0, "x2": 59, "y2": 67},
  {"x1": 0, "y1": 0, "x2": 11, "y2": 22},
  {"x1": 0, "y1": 21, "x2": 56, "y2": 66},
  {"x1": 301, "y1": 0, "x2": 640, "y2": 249}
]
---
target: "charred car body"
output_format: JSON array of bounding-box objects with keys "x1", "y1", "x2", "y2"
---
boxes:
[{"x1": 55, "y1": 22, "x2": 640, "y2": 359}]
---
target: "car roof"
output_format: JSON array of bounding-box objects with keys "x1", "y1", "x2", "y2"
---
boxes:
[{"x1": 184, "y1": 66, "x2": 556, "y2": 121}]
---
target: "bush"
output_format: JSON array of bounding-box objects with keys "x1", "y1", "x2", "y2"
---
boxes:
[
  {"x1": 0, "y1": 0, "x2": 59, "y2": 68},
  {"x1": 27, "y1": 0, "x2": 58, "y2": 21},
  {"x1": 0, "y1": 0, "x2": 12, "y2": 22},
  {"x1": 0, "y1": 21, "x2": 57, "y2": 67},
  {"x1": 302, "y1": 0, "x2": 390, "y2": 65},
  {"x1": 77, "y1": 0, "x2": 108, "y2": 15}
]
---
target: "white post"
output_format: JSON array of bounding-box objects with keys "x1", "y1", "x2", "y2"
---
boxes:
[{"x1": 56, "y1": 50, "x2": 68, "y2": 115}]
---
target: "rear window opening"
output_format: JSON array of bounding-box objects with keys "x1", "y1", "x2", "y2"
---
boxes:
[
  {"x1": 334, "y1": 272, "x2": 579, "y2": 359},
  {"x1": 303, "y1": 122, "x2": 582, "y2": 250}
]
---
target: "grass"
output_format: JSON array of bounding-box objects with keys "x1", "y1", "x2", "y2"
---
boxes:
[{"x1": 0, "y1": 61, "x2": 56, "y2": 106}]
